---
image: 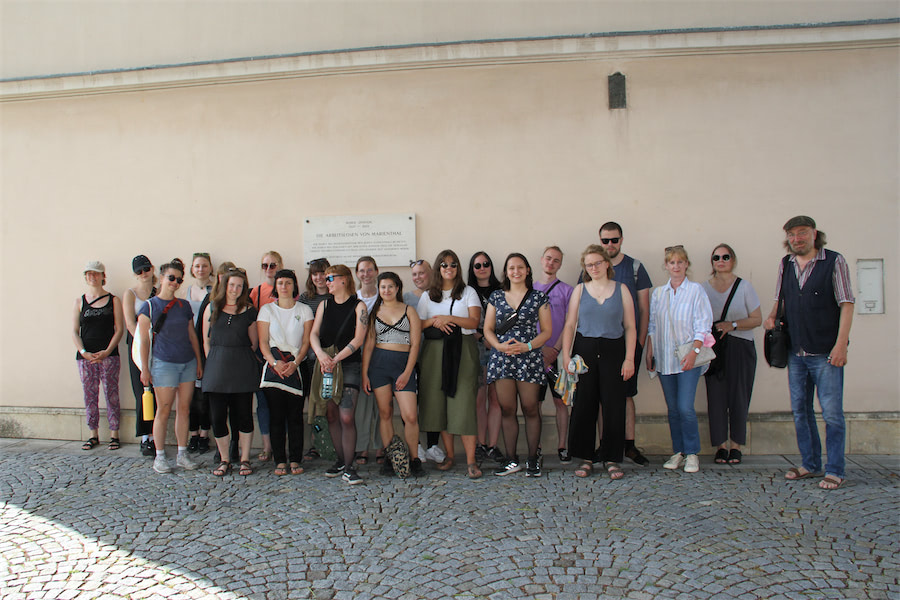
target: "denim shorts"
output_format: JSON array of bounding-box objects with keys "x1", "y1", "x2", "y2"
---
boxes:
[
  {"x1": 151, "y1": 358, "x2": 197, "y2": 388},
  {"x1": 368, "y1": 347, "x2": 417, "y2": 393}
]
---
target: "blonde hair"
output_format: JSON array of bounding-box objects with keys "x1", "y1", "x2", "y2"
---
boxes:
[{"x1": 580, "y1": 245, "x2": 615, "y2": 281}]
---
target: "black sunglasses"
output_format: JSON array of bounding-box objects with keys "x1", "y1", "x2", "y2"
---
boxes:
[
  {"x1": 600, "y1": 237, "x2": 621, "y2": 245},
  {"x1": 440, "y1": 262, "x2": 458, "y2": 269},
  {"x1": 665, "y1": 245, "x2": 685, "y2": 252},
  {"x1": 192, "y1": 252, "x2": 210, "y2": 259},
  {"x1": 134, "y1": 265, "x2": 152, "y2": 275},
  {"x1": 409, "y1": 259, "x2": 425, "y2": 267},
  {"x1": 473, "y1": 261, "x2": 491, "y2": 270},
  {"x1": 325, "y1": 275, "x2": 339, "y2": 282},
  {"x1": 262, "y1": 262, "x2": 279, "y2": 270},
  {"x1": 165, "y1": 274, "x2": 184, "y2": 284},
  {"x1": 712, "y1": 254, "x2": 732, "y2": 262}
]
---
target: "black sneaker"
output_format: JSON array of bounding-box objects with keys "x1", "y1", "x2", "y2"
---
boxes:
[
  {"x1": 410, "y1": 458, "x2": 427, "y2": 478},
  {"x1": 494, "y1": 458, "x2": 521, "y2": 476},
  {"x1": 625, "y1": 446, "x2": 650, "y2": 467},
  {"x1": 475, "y1": 444, "x2": 489, "y2": 462},
  {"x1": 197, "y1": 437, "x2": 210, "y2": 454},
  {"x1": 525, "y1": 456, "x2": 542, "y2": 477},
  {"x1": 187, "y1": 435, "x2": 200, "y2": 454},
  {"x1": 325, "y1": 460, "x2": 345, "y2": 478},
  {"x1": 558, "y1": 448, "x2": 571, "y2": 463},
  {"x1": 380, "y1": 456, "x2": 395, "y2": 477},
  {"x1": 140, "y1": 439, "x2": 156, "y2": 457},
  {"x1": 486, "y1": 446, "x2": 506, "y2": 464},
  {"x1": 342, "y1": 468, "x2": 363, "y2": 485}
]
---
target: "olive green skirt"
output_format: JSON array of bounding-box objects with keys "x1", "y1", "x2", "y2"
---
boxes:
[{"x1": 418, "y1": 334, "x2": 479, "y2": 436}]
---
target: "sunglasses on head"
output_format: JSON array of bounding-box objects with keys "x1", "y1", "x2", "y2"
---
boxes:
[
  {"x1": 134, "y1": 265, "x2": 152, "y2": 275},
  {"x1": 665, "y1": 245, "x2": 685, "y2": 252},
  {"x1": 227, "y1": 267, "x2": 247, "y2": 274},
  {"x1": 409, "y1": 259, "x2": 425, "y2": 267},
  {"x1": 192, "y1": 252, "x2": 210, "y2": 259},
  {"x1": 600, "y1": 237, "x2": 620, "y2": 245},
  {"x1": 474, "y1": 261, "x2": 491, "y2": 270},
  {"x1": 309, "y1": 258, "x2": 328, "y2": 266},
  {"x1": 165, "y1": 274, "x2": 184, "y2": 284},
  {"x1": 712, "y1": 254, "x2": 732, "y2": 262},
  {"x1": 262, "y1": 262, "x2": 279, "y2": 270},
  {"x1": 440, "y1": 262, "x2": 458, "y2": 269}
]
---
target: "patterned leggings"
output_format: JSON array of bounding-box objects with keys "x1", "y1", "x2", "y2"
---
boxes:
[{"x1": 77, "y1": 356, "x2": 121, "y2": 431}]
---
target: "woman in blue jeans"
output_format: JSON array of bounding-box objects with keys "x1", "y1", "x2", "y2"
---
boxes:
[{"x1": 645, "y1": 246, "x2": 712, "y2": 474}]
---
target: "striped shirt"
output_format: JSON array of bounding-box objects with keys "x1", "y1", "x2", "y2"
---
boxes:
[
  {"x1": 648, "y1": 279, "x2": 713, "y2": 375},
  {"x1": 774, "y1": 248, "x2": 854, "y2": 356}
]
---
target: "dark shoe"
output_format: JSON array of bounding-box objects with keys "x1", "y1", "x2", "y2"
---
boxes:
[
  {"x1": 187, "y1": 435, "x2": 200, "y2": 454},
  {"x1": 304, "y1": 446, "x2": 320, "y2": 461},
  {"x1": 475, "y1": 444, "x2": 489, "y2": 462},
  {"x1": 410, "y1": 458, "x2": 427, "y2": 478},
  {"x1": 525, "y1": 456, "x2": 542, "y2": 477},
  {"x1": 140, "y1": 439, "x2": 156, "y2": 457},
  {"x1": 558, "y1": 448, "x2": 571, "y2": 463},
  {"x1": 342, "y1": 468, "x2": 363, "y2": 485},
  {"x1": 197, "y1": 437, "x2": 210, "y2": 454},
  {"x1": 494, "y1": 459, "x2": 521, "y2": 477},
  {"x1": 727, "y1": 449, "x2": 743, "y2": 464},
  {"x1": 380, "y1": 456, "x2": 395, "y2": 477},
  {"x1": 325, "y1": 460, "x2": 345, "y2": 478},
  {"x1": 625, "y1": 446, "x2": 650, "y2": 467},
  {"x1": 714, "y1": 448, "x2": 729, "y2": 464},
  {"x1": 486, "y1": 446, "x2": 506, "y2": 464}
]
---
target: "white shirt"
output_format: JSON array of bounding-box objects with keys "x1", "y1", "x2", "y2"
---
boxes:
[
  {"x1": 257, "y1": 302, "x2": 314, "y2": 355},
  {"x1": 416, "y1": 286, "x2": 481, "y2": 335},
  {"x1": 648, "y1": 279, "x2": 713, "y2": 375}
]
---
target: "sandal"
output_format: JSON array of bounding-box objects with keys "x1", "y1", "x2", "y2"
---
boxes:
[
  {"x1": 82, "y1": 437, "x2": 99, "y2": 451},
  {"x1": 274, "y1": 463, "x2": 288, "y2": 476},
  {"x1": 290, "y1": 462, "x2": 304, "y2": 475},
  {"x1": 354, "y1": 452, "x2": 368, "y2": 466},
  {"x1": 375, "y1": 450, "x2": 386, "y2": 465},
  {"x1": 714, "y1": 448, "x2": 729, "y2": 464},
  {"x1": 467, "y1": 463, "x2": 482, "y2": 479},
  {"x1": 574, "y1": 462, "x2": 593, "y2": 478},
  {"x1": 605, "y1": 462, "x2": 625, "y2": 480},
  {"x1": 213, "y1": 461, "x2": 231, "y2": 476},
  {"x1": 257, "y1": 450, "x2": 272, "y2": 462},
  {"x1": 239, "y1": 461, "x2": 253, "y2": 476},
  {"x1": 108, "y1": 438, "x2": 120, "y2": 451},
  {"x1": 819, "y1": 475, "x2": 844, "y2": 490},
  {"x1": 785, "y1": 467, "x2": 818, "y2": 480},
  {"x1": 303, "y1": 447, "x2": 320, "y2": 461},
  {"x1": 436, "y1": 457, "x2": 454, "y2": 471},
  {"x1": 727, "y1": 449, "x2": 743, "y2": 464}
]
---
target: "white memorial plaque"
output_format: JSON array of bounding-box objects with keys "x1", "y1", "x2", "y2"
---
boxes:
[{"x1": 303, "y1": 214, "x2": 417, "y2": 267}]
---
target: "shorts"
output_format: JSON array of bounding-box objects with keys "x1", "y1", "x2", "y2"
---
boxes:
[
  {"x1": 368, "y1": 347, "x2": 417, "y2": 393},
  {"x1": 624, "y1": 343, "x2": 644, "y2": 398},
  {"x1": 150, "y1": 358, "x2": 197, "y2": 389},
  {"x1": 339, "y1": 361, "x2": 362, "y2": 409}
]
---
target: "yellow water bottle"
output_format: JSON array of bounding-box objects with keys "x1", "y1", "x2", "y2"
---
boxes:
[{"x1": 142, "y1": 387, "x2": 155, "y2": 421}]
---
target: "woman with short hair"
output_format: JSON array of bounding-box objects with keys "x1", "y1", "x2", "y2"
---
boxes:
[
  {"x1": 186, "y1": 252, "x2": 214, "y2": 455},
  {"x1": 124, "y1": 255, "x2": 157, "y2": 456}
]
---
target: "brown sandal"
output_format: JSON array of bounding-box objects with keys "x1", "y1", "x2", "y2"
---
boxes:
[
  {"x1": 436, "y1": 457, "x2": 455, "y2": 471},
  {"x1": 467, "y1": 463, "x2": 482, "y2": 479},
  {"x1": 213, "y1": 461, "x2": 231, "y2": 476},
  {"x1": 290, "y1": 462, "x2": 304, "y2": 475},
  {"x1": 605, "y1": 462, "x2": 625, "y2": 480},
  {"x1": 574, "y1": 462, "x2": 593, "y2": 478},
  {"x1": 239, "y1": 461, "x2": 253, "y2": 476},
  {"x1": 274, "y1": 463, "x2": 288, "y2": 476}
]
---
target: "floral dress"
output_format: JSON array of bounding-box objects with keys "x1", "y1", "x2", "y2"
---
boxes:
[{"x1": 486, "y1": 288, "x2": 548, "y2": 384}]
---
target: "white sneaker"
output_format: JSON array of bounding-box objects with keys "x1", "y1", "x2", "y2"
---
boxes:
[
  {"x1": 424, "y1": 445, "x2": 446, "y2": 463},
  {"x1": 684, "y1": 454, "x2": 700, "y2": 473},
  {"x1": 176, "y1": 453, "x2": 199, "y2": 471},
  {"x1": 417, "y1": 444, "x2": 427, "y2": 462},
  {"x1": 153, "y1": 455, "x2": 172, "y2": 474},
  {"x1": 663, "y1": 453, "x2": 685, "y2": 470}
]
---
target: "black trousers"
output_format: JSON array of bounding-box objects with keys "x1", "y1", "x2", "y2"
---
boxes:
[
  {"x1": 705, "y1": 337, "x2": 756, "y2": 446},
  {"x1": 568, "y1": 334, "x2": 626, "y2": 463},
  {"x1": 267, "y1": 387, "x2": 305, "y2": 464},
  {"x1": 208, "y1": 392, "x2": 254, "y2": 438},
  {"x1": 189, "y1": 387, "x2": 211, "y2": 431},
  {"x1": 126, "y1": 332, "x2": 155, "y2": 437}
]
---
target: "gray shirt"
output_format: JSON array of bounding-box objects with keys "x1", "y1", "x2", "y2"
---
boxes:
[{"x1": 701, "y1": 278, "x2": 760, "y2": 342}]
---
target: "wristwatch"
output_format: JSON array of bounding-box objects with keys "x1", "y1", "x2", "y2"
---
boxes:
[
  {"x1": 693, "y1": 347, "x2": 700, "y2": 355},
  {"x1": 731, "y1": 321, "x2": 738, "y2": 330}
]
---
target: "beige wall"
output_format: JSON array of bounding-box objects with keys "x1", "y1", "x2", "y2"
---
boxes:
[
  {"x1": 0, "y1": 19, "x2": 898, "y2": 431},
  {"x1": 2, "y1": 0, "x2": 898, "y2": 80}
]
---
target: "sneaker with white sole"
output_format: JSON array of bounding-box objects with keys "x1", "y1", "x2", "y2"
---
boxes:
[
  {"x1": 176, "y1": 453, "x2": 199, "y2": 471},
  {"x1": 494, "y1": 459, "x2": 522, "y2": 476},
  {"x1": 424, "y1": 445, "x2": 446, "y2": 463},
  {"x1": 683, "y1": 454, "x2": 700, "y2": 473},
  {"x1": 342, "y1": 469, "x2": 363, "y2": 485},
  {"x1": 152, "y1": 455, "x2": 172, "y2": 474},
  {"x1": 325, "y1": 460, "x2": 345, "y2": 477},
  {"x1": 525, "y1": 456, "x2": 542, "y2": 477},
  {"x1": 663, "y1": 453, "x2": 685, "y2": 470}
]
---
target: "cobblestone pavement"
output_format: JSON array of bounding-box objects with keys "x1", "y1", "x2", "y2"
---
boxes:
[{"x1": 1, "y1": 439, "x2": 897, "y2": 600}]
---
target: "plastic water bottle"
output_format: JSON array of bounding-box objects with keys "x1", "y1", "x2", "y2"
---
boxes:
[
  {"x1": 142, "y1": 387, "x2": 155, "y2": 420},
  {"x1": 321, "y1": 371, "x2": 333, "y2": 400}
]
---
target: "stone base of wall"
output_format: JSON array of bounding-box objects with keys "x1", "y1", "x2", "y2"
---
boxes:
[{"x1": 1, "y1": 406, "x2": 897, "y2": 455}]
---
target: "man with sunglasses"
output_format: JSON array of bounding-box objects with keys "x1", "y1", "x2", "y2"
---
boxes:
[{"x1": 597, "y1": 221, "x2": 652, "y2": 466}]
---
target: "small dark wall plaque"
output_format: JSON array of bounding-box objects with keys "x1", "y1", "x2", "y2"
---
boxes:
[{"x1": 608, "y1": 72, "x2": 626, "y2": 109}]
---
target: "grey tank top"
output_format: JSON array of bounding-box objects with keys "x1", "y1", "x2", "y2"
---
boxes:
[
  {"x1": 375, "y1": 309, "x2": 411, "y2": 345},
  {"x1": 576, "y1": 282, "x2": 625, "y2": 339}
]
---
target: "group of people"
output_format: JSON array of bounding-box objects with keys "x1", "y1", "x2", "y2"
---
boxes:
[{"x1": 73, "y1": 216, "x2": 853, "y2": 489}]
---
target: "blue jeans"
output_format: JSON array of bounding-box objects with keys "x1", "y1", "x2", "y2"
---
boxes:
[
  {"x1": 788, "y1": 353, "x2": 845, "y2": 478},
  {"x1": 255, "y1": 390, "x2": 270, "y2": 436},
  {"x1": 658, "y1": 368, "x2": 703, "y2": 456}
]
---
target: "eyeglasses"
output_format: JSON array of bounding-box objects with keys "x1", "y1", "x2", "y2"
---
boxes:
[
  {"x1": 584, "y1": 261, "x2": 606, "y2": 270},
  {"x1": 665, "y1": 245, "x2": 685, "y2": 252},
  {"x1": 192, "y1": 252, "x2": 210, "y2": 259},
  {"x1": 474, "y1": 261, "x2": 491, "y2": 270},
  {"x1": 440, "y1": 262, "x2": 458, "y2": 269},
  {"x1": 134, "y1": 265, "x2": 152, "y2": 275},
  {"x1": 712, "y1": 254, "x2": 732, "y2": 262},
  {"x1": 165, "y1": 274, "x2": 184, "y2": 284},
  {"x1": 325, "y1": 275, "x2": 339, "y2": 282},
  {"x1": 600, "y1": 237, "x2": 620, "y2": 245},
  {"x1": 409, "y1": 259, "x2": 425, "y2": 267},
  {"x1": 262, "y1": 262, "x2": 279, "y2": 270}
]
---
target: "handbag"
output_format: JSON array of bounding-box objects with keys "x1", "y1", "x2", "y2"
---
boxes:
[
  {"x1": 706, "y1": 278, "x2": 741, "y2": 378},
  {"x1": 667, "y1": 292, "x2": 715, "y2": 369},
  {"x1": 765, "y1": 262, "x2": 791, "y2": 368},
  {"x1": 495, "y1": 289, "x2": 533, "y2": 337},
  {"x1": 260, "y1": 347, "x2": 304, "y2": 395}
]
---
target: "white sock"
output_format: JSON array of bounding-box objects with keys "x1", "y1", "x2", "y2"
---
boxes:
[
  {"x1": 177, "y1": 446, "x2": 187, "y2": 456},
  {"x1": 156, "y1": 450, "x2": 165, "y2": 457}
]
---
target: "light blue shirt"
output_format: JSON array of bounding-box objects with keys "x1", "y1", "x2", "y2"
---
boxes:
[{"x1": 648, "y1": 279, "x2": 713, "y2": 375}]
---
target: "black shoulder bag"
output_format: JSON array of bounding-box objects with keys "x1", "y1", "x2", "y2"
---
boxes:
[
  {"x1": 764, "y1": 257, "x2": 792, "y2": 368},
  {"x1": 706, "y1": 278, "x2": 741, "y2": 378}
]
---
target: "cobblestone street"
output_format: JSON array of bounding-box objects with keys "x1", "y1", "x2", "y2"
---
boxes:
[{"x1": 1, "y1": 438, "x2": 897, "y2": 599}]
